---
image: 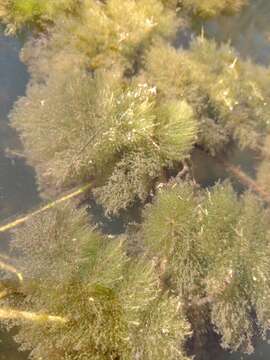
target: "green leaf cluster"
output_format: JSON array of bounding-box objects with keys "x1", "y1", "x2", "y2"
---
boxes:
[
  {"x1": 0, "y1": 0, "x2": 78, "y2": 32},
  {"x1": 55, "y1": 0, "x2": 177, "y2": 70},
  {"x1": 1, "y1": 0, "x2": 248, "y2": 32},
  {"x1": 144, "y1": 37, "x2": 270, "y2": 154},
  {"x1": 11, "y1": 68, "x2": 197, "y2": 213},
  {"x1": 142, "y1": 182, "x2": 270, "y2": 353},
  {"x1": 2, "y1": 2, "x2": 270, "y2": 357},
  {"x1": 5, "y1": 0, "x2": 196, "y2": 215},
  {"x1": 7, "y1": 1, "x2": 269, "y2": 217},
  {"x1": 4, "y1": 182, "x2": 270, "y2": 357},
  {"x1": 181, "y1": 0, "x2": 247, "y2": 18},
  {"x1": 2, "y1": 0, "x2": 179, "y2": 74},
  {"x1": 2, "y1": 203, "x2": 190, "y2": 360}
]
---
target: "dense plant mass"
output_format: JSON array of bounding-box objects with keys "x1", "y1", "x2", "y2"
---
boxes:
[
  {"x1": 142, "y1": 183, "x2": 270, "y2": 353},
  {"x1": 181, "y1": 0, "x2": 247, "y2": 18},
  {"x1": 0, "y1": 0, "x2": 248, "y2": 33},
  {"x1": 0, "y1": 0, "x2": 78, "y2": 32},
  {"x1": 40, "y1": 0, "x2": 178, "y2": 72},
  {"x1": 12, "y1": 68, "x2": 197, "y2": 213},
  {"x1": 6, "y1": 0, "x2": 185, "y2": 214},
  {"x1": 1, "y1": 204, "x2": 190, "y2": 360},
  {"x1": 2, "y1": 183, "x2": 270, "y2": 358},
  {"x1": 6, "y1": 1, "x2": 268, "y2": 214},
  {"x1": 12, "y1": 32, "x2": 270, "y2": 212},
  {"x1": 144, "y1": 38, "x2": 270, "y2": 154},
  {"x1": 1, "y1": 0, "x2": 270, "y2": 359},
  {"x1": 1, "y1": 0, "x2": 180, "y2": 83}
]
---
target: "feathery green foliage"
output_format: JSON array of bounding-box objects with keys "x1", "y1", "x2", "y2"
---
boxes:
[
  {"x1": 0, "y1": 0, "x2": 78, "y2": 32},
  {"x1": 144, "y1": 37, "x2": 270, "y2": 155},
  {"x1": 11, "y1": 68, "x2": 197, "y2": 213},
  {"x1": 6, "y1": 0, "x2": 195, "y2": 215},
  {"x1": 9, "y1": 0, "x2": 179, "y2": 77},
  {"x1": 142, "y1": 183, "x2": 270, "y2": 353},
  {"x1": 1, "y1": 203, "x2": 190, "y2": 360},
  {"x1": 2, "y1": 1, "x2": 270, "y2": 358},
  {"x1": 94, "y1": 100, "x2": 197, "y2": 214},
  {"x1": 181, "y1": 0, "x2": 247, "y2": 18},
  {"x1": 1, "y1": 0, "x2": 248, "y2": 33}
]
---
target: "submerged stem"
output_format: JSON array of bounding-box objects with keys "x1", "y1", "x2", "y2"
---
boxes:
[
  {"x1": 0, "y1": 308, "x2": 67, "y2": 324},
  {"x1": 0, "y1": 259, "x2": 23, "y2": 283},
  {"x1": 219, "y1": 157, "x2": 270, "y2": 204}
]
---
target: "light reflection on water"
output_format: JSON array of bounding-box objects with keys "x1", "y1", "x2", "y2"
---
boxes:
[{"x1": 0, "y1": 0, "x2": 270, "y2": 358}]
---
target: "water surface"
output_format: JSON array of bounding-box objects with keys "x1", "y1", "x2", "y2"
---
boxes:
[
  {"x1": 1, "y1": 1, "x2": 270, "y2": 358},
  {"x1": 204, "y1": 0, "x2": 270, "y2": 359},
  {"x1": 205, "y1": 0, "x2": 270, "y2": 65},
  {"x1": 0, "y1": 30, "x2": 39, "y2": 360}
]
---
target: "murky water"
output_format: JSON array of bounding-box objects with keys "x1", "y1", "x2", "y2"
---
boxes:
[
  {"x1": 0, "y1": 0, "x2": 270, "y2": 358},
  {"x1": 206, "y1": 1, "x2": 270, "y2": 359},
  {"x1": 205, "y1": 0, "x2": 270, "y2": 65},
  {"x1": 0, "y1": 30, "x2": 39, "y2": 360},
  {"x1": 0, "y1": 32, "x2": 40, "y2": 225}
]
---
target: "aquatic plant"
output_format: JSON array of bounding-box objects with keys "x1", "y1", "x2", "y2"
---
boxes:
[
  {"x1": 1, "y1": 0, "x2": 179, "y2": 76},
  {"x1": 0, "y1": 0, "x2": 78, "y2": 32},
  {"x1": 181, "y1": 0, "x2": 248, "y2": 18},
  {"x1": 142, "y1": 182, "x2": 270, "y2": 353},
  {"x1": 61, "y1": 0, "x2": 177, "y2": 68},
  {"x1": 0, "y1": 203, "x2": 190, "y2": 360},
  {"x1": 144, "y1": 37, "x2": 270, "y2": 155},
  {"x1": 11, "y1": 68, "x2": 197, "y2": 214},
  {"x1": 8, "y1": 3, "x2": 268, "y2": 216},
  {"x1": 2, "y1": 182, "x2": 270, "y2": 357},
  {"x1": 0, "y1": 0, "x2": 248, "y2": 34},
  {"x1": 2, "y1": 0, "x2": 270, "y2": 358}
]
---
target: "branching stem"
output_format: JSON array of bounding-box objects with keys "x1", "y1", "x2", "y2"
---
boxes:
[{"x1": 218, "y1": 157, "x2": 270, "y2": 204}]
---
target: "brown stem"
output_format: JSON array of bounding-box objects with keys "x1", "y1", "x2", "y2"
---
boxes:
[
  {"x1": 218, "y1": 157, "x2": 270, "y2": 204},
  {"x1": 194, "y1": 144, "x2": 270, "y2": 203},
  {"x1": 174, "y1": 159, "x2": 190, "y2": 182}
]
